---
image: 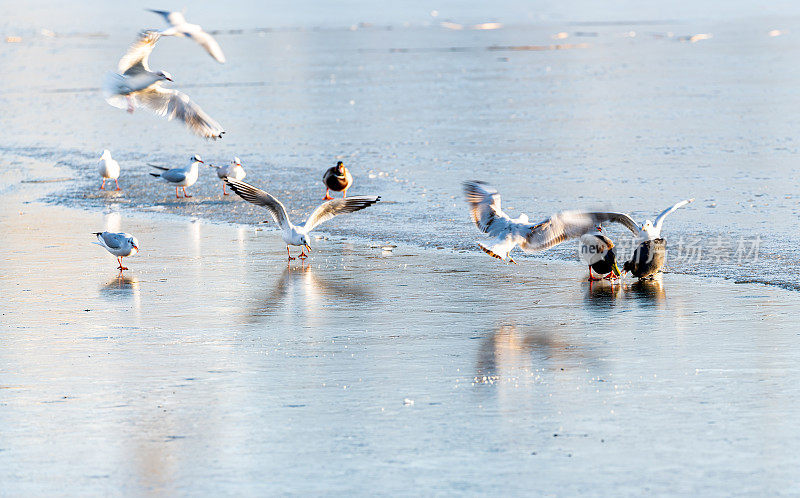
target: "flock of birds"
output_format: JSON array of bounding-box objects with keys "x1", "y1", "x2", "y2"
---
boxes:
[{"x1": 93, "y1": 10, "x2": 693, "y2": 282}]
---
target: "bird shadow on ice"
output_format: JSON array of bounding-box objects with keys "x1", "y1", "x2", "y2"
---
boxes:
[
  {"x1": 247, "y1": 263, "x2": 374, "y2": 321},
  {"x1": 583, "y1": 277, "x2": 666, "y2": 310},
  {"x1": 99, "y1": 274, "x2": 139, "y2": 301}
]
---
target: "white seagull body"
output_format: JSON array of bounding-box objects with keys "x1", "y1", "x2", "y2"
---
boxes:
[
  {"x1": 102, "y1": 30, "x2": 225, "y2": 139},
  {"x1": 150, "y1": 155, "x2": 204, "y2": 198},
  {"x1": 148, "y1": 9, "x2": 226, "y2": 63},
  {"x1": 93, "y1": 231, "x2": 139, "y2": 271},
  {"x1": 209, "y1": 157, "x2": 246, "y2": 195},
  {"x1": 98, "y1": 149, "x2": 121, "y2": 190},
  {"x1": 462, "y1": 180, "x2": 642, "y2": 264},
  {"x1": 224, "y1": 178, "x2": 381, "y2": 260}
]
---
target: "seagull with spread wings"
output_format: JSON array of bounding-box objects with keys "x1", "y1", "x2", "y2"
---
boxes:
[
  {"x1": 148, "y1": 9, "x2": 226, "y2": 63},
  {"x1": 462, "y1": 181, "x2": 639, "y2": 264},
  {"x1": 102, "y1": 30, "x2": 225, "y2": 139},
  {"x1": 225, "y1": 178, "x2": 381, "y2": 260}
]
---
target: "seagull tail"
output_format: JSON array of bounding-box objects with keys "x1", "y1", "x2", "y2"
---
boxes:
[
  {"x1": 102, "y1": 72, "x2": 128, "y2": 109},
  {"x1": 148, "y1": 164, "x2": 169, "y2": 171}
]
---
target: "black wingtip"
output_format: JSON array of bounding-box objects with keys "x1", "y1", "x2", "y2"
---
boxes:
[
  {"x1": 92, "y1": 232, "x2": 102, "y2": 236},
  {"x1": 149, "y1": 173, "x2": 161, "y2": 178}
]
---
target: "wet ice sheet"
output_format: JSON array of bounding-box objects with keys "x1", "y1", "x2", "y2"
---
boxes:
[{"x1": 1, "y1": 200, "x2": 800, "y2": 494}]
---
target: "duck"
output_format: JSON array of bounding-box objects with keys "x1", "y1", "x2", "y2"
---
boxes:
[
  {"x1": 322, "y1": 161, "x2": 353, "y2": 200},
  {"x1": 149, "y1": 154, "x2": 204, "y2": 198},
  {"x1": 98, "y1": 149, "x2": 121, "y2": 191},
  {"x1": 603, "y1": 199, "x2": 694, "y2": 280},
  {"x1": 579, "y1": 226, "x2": 621, "y2": 281},
  {"x1": 209, "y1": 156, "x2": 246, "y2": 195},
  {"x1": 93, "y1": 231, "x2": 139, "y2": 271}
]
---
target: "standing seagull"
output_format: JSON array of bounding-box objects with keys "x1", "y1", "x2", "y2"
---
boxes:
[
  {"x1": 102, "y1": 30, "x2": 225, "y2": 139},
  {"x1": 93, "y1": 232, "x2": 139, "y2": 271},
  {"x1": 150, "y1": 155, "x2": 204, "y2": 198},
  {"x1": 604, "y1": 199, "x2": 694, "y2": 279},
  {"x1": 579, "y1": 226, "x2": 621, "y2": 281},
  {"x1": 322, "y1": 161, "x2": 353, "y2": 200},
  {"x1": 208, "y1": 156, "x2": 246, "y2": 195},
  {"x1": 148, "y1": 9, "x2": 226, "y2": 63},
  {"x1": 462, "y1": 181, "x2": 636, "y2": 264},
  {"x1": 98, "y1": 149, "x2": 121, "y2": 190},
  {"x1": 225, "y1": 178, "x2": 380, "y2": 260}
]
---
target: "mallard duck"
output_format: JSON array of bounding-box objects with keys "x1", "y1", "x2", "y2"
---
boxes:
[
  {"x1": 579, "y1": 226, "x2": 621, "y2": 281},
  {"x1": 322, "y1": 161, "x2": 353, "y2": 200}
]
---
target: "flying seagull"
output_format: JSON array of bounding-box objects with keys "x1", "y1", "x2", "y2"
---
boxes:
[
  {"x1": 93, "y1": 232, "x2": 139, "y2": 271},
  {"x1": 102, "y1": 30, "x2": 225, "y2": 139},
  {"x1": 148, "y1": 9, "x2": 226, "y2": 63},
  {"x1": 98, "y1": 149, "x2": 121, "y2": 190},
  {"x1": 149, "y1": 154, "x2": 204, "y2": 198},
  {"x1": 224, "y1": 178, "x2": 380, "y2": 260},
  {"x1": 462, "y1": 180, "x2": 637, "y2": 264}
]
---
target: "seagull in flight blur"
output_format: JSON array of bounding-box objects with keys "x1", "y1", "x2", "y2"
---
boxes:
[
  {"x1": 462, "y1": 180, "x2": 640, "y2": 264},
  {"x1": 102, "y1": 30, "x2": 225, "y2": 139},
  {"x1": 148, "y1": 8, "x2": 226, "y2": 63},
  {"x1": 225, "y1": 178, "x2": 380, "y2": 260}
]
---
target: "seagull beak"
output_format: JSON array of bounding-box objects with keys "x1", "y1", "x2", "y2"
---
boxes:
[
  {"x1": 611, "y1": 260, "x2": 621, "y2": 277},
  {"x1": 304, "y1": 244, "x2": 312, "y2": 252},
  {"x1": 132, "y1": 244, "x2": 139, "y2": 253},
  {"x1": 198, "y1": 160, "x2": 204, "y2": 163},
  {"x1": 165, "y1": 76, "x2": 173, "y2": 82}
]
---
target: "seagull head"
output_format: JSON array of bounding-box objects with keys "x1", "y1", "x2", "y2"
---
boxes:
[
  {"x1": 158, "y1": 70, "x2": 174, "y2": 82},
  {"x1": 100, "y1": 149, "x2": 111, "y2": 160},
  {"x1": 191, "y1": 154, "x2": 204, "y2": 164},
  {"x1": 232, "y1": 157, "x2": 241, "y2": 166},
  {"x1": 301, "y1": 236, "x2": 312, "y2": 253},
  {"x1": 128, "y1": 236, "x2": 140, "y2": 254}
]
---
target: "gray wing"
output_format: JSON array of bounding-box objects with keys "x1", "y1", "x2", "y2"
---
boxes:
[
  {"x1": 592, "y1": 212, "x2": 641, "y2": 235},
  {"x1": 302, "y1": 196, "x2": 381, "y2": 232},
  {"x1": 161, "y1": 168, "x2": 187, "y2": 183},
  {"x1": 119, "y1": 30, "x2": 160, "y2": 75},
  {"x1": 133, "y1": 84, "x2": 225, "y2": 139},
  {"x1": 520, "y1": 211, "x2": 636, "y2": 252},
  {"x1": 654, "y1": 199, "x2": 694, "y2": 232},
  {"x1": 98, "y1": 232, "x2": 124, "y2": 249},
  {"x1": 224, "y1": 178, "x2": 291, "y2": 229},
  {"x1": 462, "y1": 180, "x2": 514, "y2": 237},
  {"x1": 186, "y1": 30, "x2": 226, "y2": 63}
]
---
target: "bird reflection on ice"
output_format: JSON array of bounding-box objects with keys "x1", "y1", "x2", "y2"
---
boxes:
[{"x1": 583, "y1": 277, "x2": 666, "y2": 309}]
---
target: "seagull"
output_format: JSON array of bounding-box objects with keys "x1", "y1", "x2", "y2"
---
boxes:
[
  {"x1": 604, "y1": 199, "x2": 694, "y2": 279},
  {"x1": 102, "y1": 30, "x2": 225, "y2": 140},
  {"x1": 224, "y1": 178, "x2": 380, "y2": 260},
  {"x1": 579, "y1": 226, "x2": 621, "y2": 281},
  {"x1": 462, "y1": 180, "x2": 637, "y2": 263},
  {"x1": 93, "y1": 232, "x2": 139, "y2": 271},
  {"x1": 322, "y1": 161, "x2": 353, "y2": 200},
  {"x1": 147, "y1": 9, "x2": 226, "y2": 63},
  {"x1": 150, "y1": 155, "x2": 204, "y2": 198},
  {"x1": 98, "y1": 149, "x2": 121, "y2": 190},
  {"x1": 208, "y1": 156, "x2": 246, "y2": 195}
]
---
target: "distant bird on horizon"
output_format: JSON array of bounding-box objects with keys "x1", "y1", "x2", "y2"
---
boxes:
[
  {"x1": 102, "y1": 30, "x2": 225, "y2": 139},
  {"x1": 150, "y1": 154, "x2": 204, "y2": 198},
  {"x1": 147, "y1": 8, "x2": 226, "y2": 63},
  {"x1": 93, "y1": 231, "x2": 139, "y2": 271},
  {"x1": 208, "y1": 156, "x2": 246, "y2": 195},
  {"x1": 322, "y1": 161, "x2": 353, "y2": 200},
  {"x1": 98, "y1": 149, "x2": 121, "y2": 190},
  {"x1": 606, "y1": 199, "x2": 694, "y2": 279},
  {"x1": 579, "y1": 226, "x2": 621, "y2": 281},
  {"x1": 224, "y1": 178, "x2": 380, "y2": 260},
  {"x1": 462, "y1": 180, "x2": 640, "y2": 264}
]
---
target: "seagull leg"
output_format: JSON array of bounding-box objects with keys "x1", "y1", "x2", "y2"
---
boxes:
[
  {"x1": 507, "y1": 255, "x2": 517, "y2": 265},
  {"x1": 126, "y1": 95, "x2": 135, "y2": 114},
  {"x1": 176, "y1": 187, "x2": 181, "y2": 198},
  {"x1": 223, "y1": 184, "x2": 228, "y2": 195},
  {"x1": 116, "y1": 257, "x2": 128, "y2": 271},
  {"x1": 287, "y1": 246, "x2": 296, "y2": 260},
  {"x1": 100, "y1": 178, "x2": 106, "y2": 190},
  {"x1": 114, "y1": 179, "x2": 121, "y2": 191},
  {"x1": 183, "y1": 187, "x2": 192, "y2": 198},
  {"x1": 299, "y1": 249, "x2": 308, "y2": 259}
]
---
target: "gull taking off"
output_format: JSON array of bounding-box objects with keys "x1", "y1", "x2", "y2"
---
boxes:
[
  {"x1": 148, "y1": 9, "x2": 226, "y2": 63},
  {"x1": 103, "y1": 30, "x2": 225, "y2": 139},
  {"x1": 150, "y1": 155, "x2": 204, "y2": 198},
  {"x1": 225, "y1": 178, "x2": 380, "y2": 260},
  {"x1": 93, "y1": 232, "x2": 139, "y2": 271},
  {"x1": 322, "y1": 161, "x2": 353, "y2": 200},
  {"x1": 208, "y1": 156, "x2": 246, "y2": 195},
  {"x1": 462, "y1": 181, "x2": 637, "y2": 264},
  {"x1": 604, "y1": 199, "x2": 694, "y2": 279},
  {"x1": 98, "y1": 149, "x2": 121, "y2": 190}
]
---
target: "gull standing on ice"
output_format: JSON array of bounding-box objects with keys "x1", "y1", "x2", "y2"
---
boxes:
[
  {"x1": 93, "y1": 231, "x2": 139, "y2": 271},
  {"x1": 603, "y1": 199, "x2": 694, "y2": 279},
  {"x1": 148, "y1": 9, "x2": 226, "y2": 63},
  {"x1": 102, "y1": 30, "x2": 225, "y2": 139},
  {"x1": 225, "y1": 178, "x2": 380, "y2": 260},
  {"x1": 98, "y1": 149, "x2": 121, "y2": 190},
  {"x1": 462, "y1": 180, "x2": 637, "y2": 264},
  {"x1": 150, "y1": 155, "x2": 204, "y2": 198},
  {"x1": 208, "y1": 156, "x2": 246, "y2": 195}
]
